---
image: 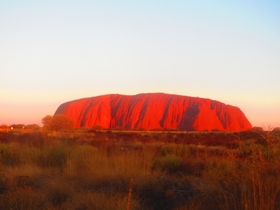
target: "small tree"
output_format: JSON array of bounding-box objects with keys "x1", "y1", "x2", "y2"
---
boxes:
[
  {"x1": 251, "y1": 125, "x2": 277, "y2": 146},
  {"x1": 51, "y1": 114, "x2": 75, "y2": 131},
  {"x1": 42, "y1": 115, "x2": 75, "y2": 131},
  {"x1": 42, "y1": 115, "x2": 53, "y2": 130}
]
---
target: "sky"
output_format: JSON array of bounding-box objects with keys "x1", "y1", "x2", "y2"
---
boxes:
[{"x1": 0, "y1": 0, "x2": 280, "y2": 127}]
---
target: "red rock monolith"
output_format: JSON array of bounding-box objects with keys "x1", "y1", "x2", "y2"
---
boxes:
[{"x1": 54, "y1": 93, "x2": 252, "y2": 131}]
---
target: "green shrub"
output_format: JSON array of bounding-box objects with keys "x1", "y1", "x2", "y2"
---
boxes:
[
  {"x1": 238, "y1": 142, "x2": 277, "y2": 160},
  {"x1": 0, "y1": 175, "x2": 8, "y2": 194},
  {"x1": 36, "y1": 143, "x2": 69, "y2": 169},
  {"x1": 0, "y1": 144, "x2": 20, "y2": 166},
  {"x1": 153, "y1": 155, "x2": 182, "y2": 173},
  {"x1": 0, "y1": 189, "x2": 46, "y2": 210},
  {"x1": 69, "y1": 145, "x2": 98, "y2": 175},
  {"x1": 181, "y1": 157, "x2": 206, "y2": 176},
  {"x1": 136, "y1": 176, "x2": 193, "y2": 210},
  {"x1": 160, "y1": 144, "x2": 190, "y2": 157},
  {"x1": 47, "y1": 184, "x2": 72, "y2": 207}
]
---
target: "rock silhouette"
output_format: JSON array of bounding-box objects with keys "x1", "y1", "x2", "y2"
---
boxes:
[{"x1": 54, "y1": 93, "x2": 252, "y2": 131}]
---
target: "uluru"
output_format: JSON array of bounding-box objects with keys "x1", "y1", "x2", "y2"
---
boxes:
[{"x1": 54, "y1": 93, "x2": 252, "y2": 131}]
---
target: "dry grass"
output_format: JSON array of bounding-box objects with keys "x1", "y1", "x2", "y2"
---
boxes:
[{"x1": 0, "y1": 130, "x2": 279, "y2": 209}]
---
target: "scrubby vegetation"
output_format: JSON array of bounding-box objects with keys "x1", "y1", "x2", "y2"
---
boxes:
[{"x1": 0, "y1": 129, "x2": 280, "y2": 210}]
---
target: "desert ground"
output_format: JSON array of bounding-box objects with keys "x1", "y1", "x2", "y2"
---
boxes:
[{"x1": 0, "y1": 128, "x2": 280, "y2": 210}]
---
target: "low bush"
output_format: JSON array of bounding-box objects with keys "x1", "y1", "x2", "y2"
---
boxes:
[
  {"x1": 153, "y1": 155, "x2": 182, "y2": 173},
  {"x1": 35, "y1": 142, "x2": 70, "y2": 170},
  {"x1": 0, "y1": 143, "x2": 20, "y2": 166}
]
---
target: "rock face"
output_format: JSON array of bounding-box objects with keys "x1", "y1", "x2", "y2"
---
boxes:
[{"x1": 54, "y1": 93, "x2": 252, "y2": 131}]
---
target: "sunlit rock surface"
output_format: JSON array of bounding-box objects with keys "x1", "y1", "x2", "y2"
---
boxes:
[{"x1": 54, "y1": 93, "x2": 252, "y2": 131}]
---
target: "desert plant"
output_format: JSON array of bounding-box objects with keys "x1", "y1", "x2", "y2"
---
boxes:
[
  {"x1": 46, "y1": 183, "x2": 72, "y2": 207},
  {"x1": 42, "y1": 114, "x2": 75, "y2": 132},
  {"x1": 68, "y1": 145, "x2": 98, "y2": 175},
  {"x1": 0, "y1": 189, "x2": 46, "y2": 210},
  {"x1": 0, "y1": 174, "x2": 8, "y2": 194},
  {"x1": 0, "y1": 143, "x2": 20, "y2": 166},
  {"x1": 35, "y1": 142, "x2": 70, "y2": 170},
  {"x1": 153, "y1": 155, "x2": 182, "y2": 173}
]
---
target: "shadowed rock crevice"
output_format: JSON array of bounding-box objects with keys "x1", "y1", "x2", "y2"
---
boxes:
[{"x1": 178, "y1": 103, "x2": 200, "y2": 131}]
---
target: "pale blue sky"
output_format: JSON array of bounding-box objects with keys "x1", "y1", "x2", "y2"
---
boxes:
[{"x1": 1, "y1": 0, "x2": 280, "y2": 126}]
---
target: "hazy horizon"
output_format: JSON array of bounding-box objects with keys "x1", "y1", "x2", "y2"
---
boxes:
[{"x1": 1, "y1": 1, "x2": 279, "y2": 127}]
